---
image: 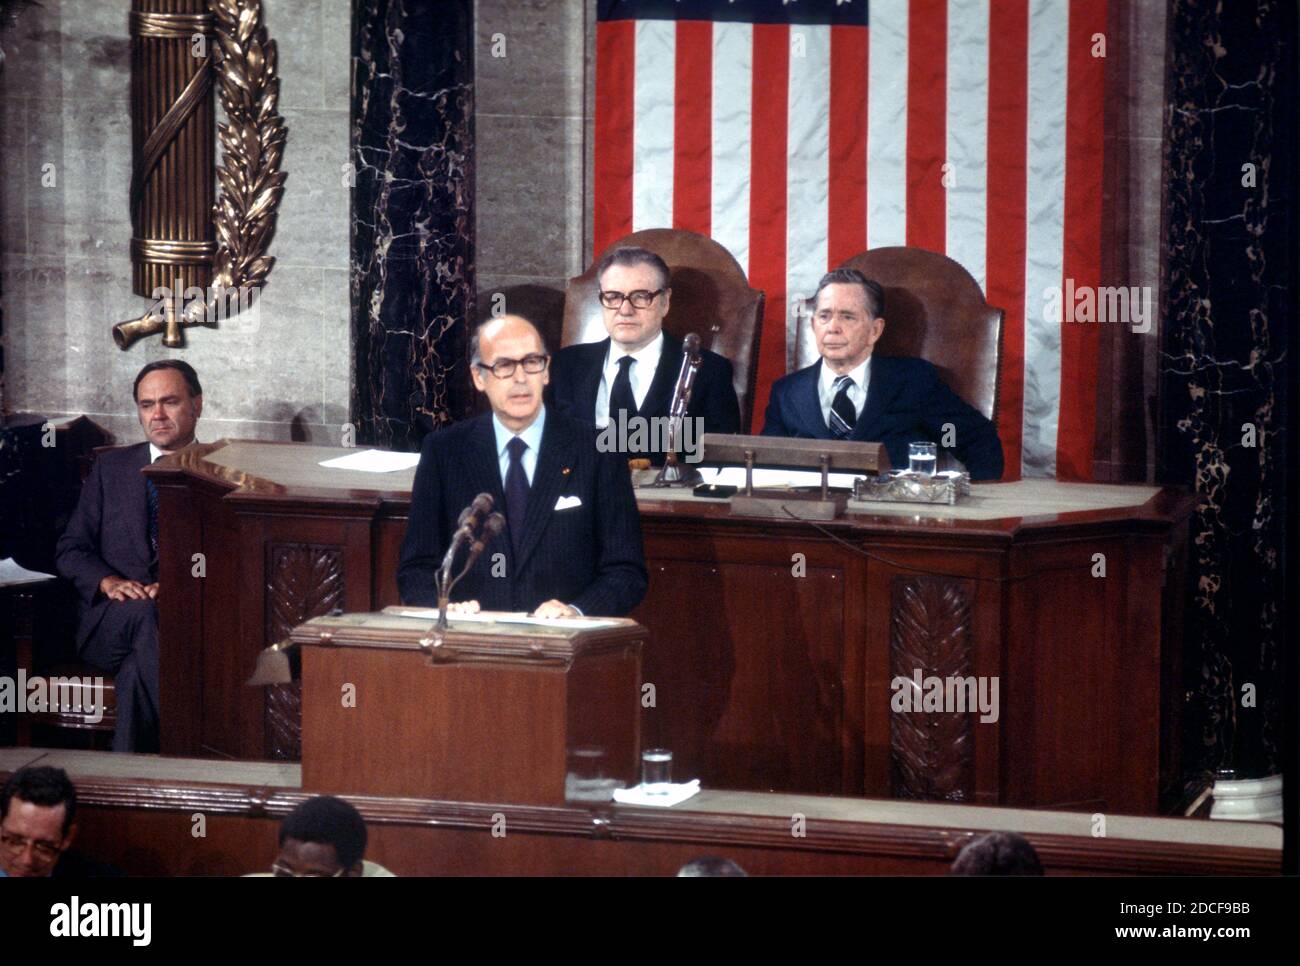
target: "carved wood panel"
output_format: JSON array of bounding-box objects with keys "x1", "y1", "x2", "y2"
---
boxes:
[
  {"x1": 264, "y1": 543, "x2": 344, "y2": 760},
  {"x1": 889, "y1": 576, "x2": 974, "y2": 802}
]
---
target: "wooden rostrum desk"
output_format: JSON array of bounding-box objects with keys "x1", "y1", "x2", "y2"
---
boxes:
[
  {"x1": 0, "y1": 749, "x2": 1279, "y2": 876},
  {"x1": 148, "y1": 440, "x2": 1195, "y2": 815}
]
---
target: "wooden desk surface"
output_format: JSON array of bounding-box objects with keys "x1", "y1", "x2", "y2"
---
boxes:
[
  {"x1": 148, "y1": 437, "x2": 1197, "y2": 811},
  {"x1": 155, "y1": 438, "x2": 1192, "y2": 536},
  {"x1": 2, "y1": 748, "x2": 1278, "y2": 854}
]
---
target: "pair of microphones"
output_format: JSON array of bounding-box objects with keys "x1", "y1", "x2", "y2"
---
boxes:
[{"x1": 437, "y1": 493, "x2": 507, "y2": 612}]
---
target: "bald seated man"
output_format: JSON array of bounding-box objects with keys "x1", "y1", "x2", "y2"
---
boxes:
[{"x1": 397, "y1": 315, "x2": 648, "y2": 617}]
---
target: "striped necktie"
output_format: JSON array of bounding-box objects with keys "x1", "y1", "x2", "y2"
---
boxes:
[
  {"x1": 146, "y1": 455, "x2": 160, "y2": 555},
  {"x1": 829, "y1": 375, "x2": 857, "y2": 439}
]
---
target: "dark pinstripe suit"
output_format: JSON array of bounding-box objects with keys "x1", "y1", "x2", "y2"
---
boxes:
[
  {"x1": 54, "y1": 441, "x2": 159, "y2": 752},
  {"x1": 397, "y1": 410, "x2": 648, "y2": 616}
]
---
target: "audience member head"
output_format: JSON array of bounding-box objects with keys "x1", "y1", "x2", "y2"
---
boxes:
[
  {"x1": 950, "y1": 831, "x2": 1044, "y2": 876},
  {"x1": 0, "y1": 766, "x2": 78, "y2": 877},
  {"x1": 810, "y1": 268, "x2": 887, "y2": 375},
  {"x1": 273, "y1": 795, "x2": 370, "y2": 877},
  {"x1": 596, "y1": 246, "x2": 673, "y2": 352},
  {"x1": 470, "y1": 314, "x2": 551, "y2": 432},
  {"x1": 133, "y1": 359, "x2": 204, "y2": 452},
  {"x1": 676, "y1": 855, "x2": 748, "y2": 877}
]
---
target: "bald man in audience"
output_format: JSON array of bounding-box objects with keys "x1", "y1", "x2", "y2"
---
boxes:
[{"x1": 398, "y1": 315, "x2": 647, "y2": 617}]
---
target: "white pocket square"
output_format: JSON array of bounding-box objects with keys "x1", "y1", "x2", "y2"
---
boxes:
[{"x1": 554, "y1": 495, "x2": 583, "y2": 511}]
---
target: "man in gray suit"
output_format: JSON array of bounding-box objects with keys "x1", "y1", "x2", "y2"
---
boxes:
[{"x1": 55, "y1": 360, "x2": 203, "y2": 752}]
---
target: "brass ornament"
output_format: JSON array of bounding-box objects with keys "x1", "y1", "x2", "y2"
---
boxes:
[{"x1": 113, "y1": 0, "x2": 287, "y2": 349}]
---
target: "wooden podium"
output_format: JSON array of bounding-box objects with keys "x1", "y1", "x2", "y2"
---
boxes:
[{"x1": 288, "y1": 609, "x2": 646, "y2": 805}]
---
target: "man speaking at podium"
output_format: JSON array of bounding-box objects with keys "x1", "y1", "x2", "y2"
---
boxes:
[{"x1": 397, "y1": 315, "x2": 647, "y2": 618}]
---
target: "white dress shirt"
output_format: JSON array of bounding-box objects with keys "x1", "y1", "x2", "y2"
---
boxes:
[
  {"x1": 489, "y1": 405, "x2": 580, "y2": 613},
  {"x1": 594, "y1": 331, "x2": 665, "y2": 428},
  {"x1": 491, "y1": 405, "x2": 546, "y2": 486},
  {"x1": 818, "y1": 356, "x2": 872, "y2": 428}
]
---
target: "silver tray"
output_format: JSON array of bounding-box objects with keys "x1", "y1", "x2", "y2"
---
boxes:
[{"x1": 853, "y1": 470, "x2": 971, "y2": 505}]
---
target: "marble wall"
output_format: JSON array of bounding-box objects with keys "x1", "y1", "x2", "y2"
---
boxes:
[
  {"x1": 1159, "y1": 0, "x2": 1292, "y2": 781},
  {"x1": 0, "y1": 0, "x2": 353, "y2": 444},
  {"x1": 473, "y1": 0, "x2": 591, "y2": 350},
  {"x1": 351, "y1": 0, "x2": 475, "y2": 447}
]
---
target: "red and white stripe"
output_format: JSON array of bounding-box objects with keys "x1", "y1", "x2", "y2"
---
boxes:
[{"x1": 594, "y1": 0, "x2": 1109, "y2": 479}]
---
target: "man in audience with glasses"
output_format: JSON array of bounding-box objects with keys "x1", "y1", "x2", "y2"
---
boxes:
[
  {"x1": 398, "y1": 314, "x2": 647, "y2": 618},
  {"x1": 1, "y1": 766, "x2": 120, "y2": 877},
  {"x1": 245, "y1": 796, "x2": 394, "y2": 877},
  {"x1": 550, "y1": 246, "x2": 741, "y2": 464}
]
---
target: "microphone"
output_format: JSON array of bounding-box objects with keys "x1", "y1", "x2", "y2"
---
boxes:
[
  {"x1": 441, "y1": 493, "x2": 495, "y2": 575},
  {"x1": 653, "y1": 332, "x2": 704, "y2": 487},
  {"x1": 462, "y1": 512, "x2": 506, "y2": 571},
  {"x1": 456, "y1": 492, "x2": 494, "y2": 538},
  {"x1": 461, "y1": 511, "x2": 506, "y2": 587}
]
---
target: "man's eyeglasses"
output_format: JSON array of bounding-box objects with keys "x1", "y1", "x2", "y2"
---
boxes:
[
  {"x1": 599, "y1": 289, "x2": 664, "y2": 310},
  {"x1": 270, "y1": 861, "x2": 346, "y2": 878},
  {"x1": 1, "y1": 829, "x2": 63, "y2": 861},
  {"x1": 476, "y1": 353, "x2": 550, "y2": 380}
]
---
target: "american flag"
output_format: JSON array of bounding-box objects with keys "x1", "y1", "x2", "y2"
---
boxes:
[{"x1": 593, "y1": 0, "x2": 1109, "y2": 480}]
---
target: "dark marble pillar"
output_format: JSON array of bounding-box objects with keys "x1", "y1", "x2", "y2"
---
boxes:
[
  {"x1": 351, "y1": 0, "x2": 475, "y2": 449},
  {"x1": 1158, "y1": 0, "x2": 1295, "y2": 783}
]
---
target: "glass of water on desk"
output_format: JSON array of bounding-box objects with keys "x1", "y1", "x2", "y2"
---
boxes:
[
  {"x1": 641, "y1": 748, "x2": 673, "y2": 794},
  {"x1": 908, "y1": 442, "x2": 938, "y2": 476}
]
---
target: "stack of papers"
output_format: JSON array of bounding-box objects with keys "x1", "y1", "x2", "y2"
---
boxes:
[
  {"x1": 318, "y1": 450, "x2": 421, "y2": 473},
  {"x1": 613, "y1": 780, "x2": 702, "y2": 807},
  {"x1": 0, "y1": 558, "x2": 57, "y2": 588},
  {"x1": 394, "y1": 608, "x2": 621, "y2": 630},
  {"x1": 697, "y1": 466, "x2": 860, "y2": 490}
]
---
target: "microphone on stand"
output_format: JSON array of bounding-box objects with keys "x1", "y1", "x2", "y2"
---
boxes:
[
  {"x1": 441, "y1": 492, "x2": 494, "y2": 580},
  {"x1": 653, "y1": 332, "x2": 704, "y2": 487},
  {"x1": 460, "y1": 512, "x2": 506, "y2": 574}
]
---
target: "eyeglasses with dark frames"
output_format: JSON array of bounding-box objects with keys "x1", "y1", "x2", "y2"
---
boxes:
[
  {"x1": 270, "y1": 861, "x2": 346, "y2": 878},
  {"x1": 475, "y1": 353, "x2": 550, "y2": 380},
  {"x1": 1, "y1": 829, "x2": 63, "y2": 861},
  {"x1": 598, "y1": 289, "x2": 664, "y2": 310}
]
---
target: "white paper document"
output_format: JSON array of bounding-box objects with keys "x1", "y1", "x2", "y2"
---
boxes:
[
  {"x1": 613, "y1": 780, "x2": 702, "y2": 807},
  {"x1": 698, "y1": 465, "x2": 860, "y2": 490},
  {"x1": 394, "y1": 608, "x2": 621, "y2": 630},
  {"x1": 0, "y1": 558, "x2": 57, "y2": 587},
  {"x1": 318, "y1": 449, "x2": 421, "y2": 473}
]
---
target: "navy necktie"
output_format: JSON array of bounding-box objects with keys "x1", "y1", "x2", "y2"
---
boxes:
[
  {"x1": 829, "y1": 375, "x2": 857, "y2": 439},
  {"x1": 504, "y1": 436, "x2": 530, "y2": 558},
  {"x1": 146, "y1": 478, "x2": 159, "y2": 555},
  {"x1": 609, "y1": 355, "x2": 638, "y2": 422}
]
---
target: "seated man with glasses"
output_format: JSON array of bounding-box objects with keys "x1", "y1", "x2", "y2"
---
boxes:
[
  {"x1": 1, "y1": 766, "x2": 120, "y2": 877},
  {"x1": 248, "y1": 795, "x2": 395, "y2": 877},
  {"x1": 549, "y1": 246, "x2": 741, "y2": 464},
  {"x1": 397, "y1": 314, "x2": 647, "y2": 618}
]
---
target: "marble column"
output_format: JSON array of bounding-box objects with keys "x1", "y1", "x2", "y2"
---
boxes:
[
  {"x1": 1158, "y1": 0, "x2": 1294, "y2": 783},
  {"x1": 351, "y1": 0, "x2": 475, "y2": 450}
]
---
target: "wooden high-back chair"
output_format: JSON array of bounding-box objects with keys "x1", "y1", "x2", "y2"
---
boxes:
[
  {"x1": 562, "y1": 229, "x2": 766, "y2": 432},
  {"x1": 793, "y1": 247, "x2": 1003, "y2": 422}
]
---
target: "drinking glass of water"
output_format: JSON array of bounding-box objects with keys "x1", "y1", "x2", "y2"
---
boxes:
[
  {"x1": 641, "y1": 748, "x2": 673, "y2": 794},
  {"x1": 908, "y1": 442, "x2": 938, "y2": 476}
]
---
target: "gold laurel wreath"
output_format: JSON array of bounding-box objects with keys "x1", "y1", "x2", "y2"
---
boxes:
[{"x1": 113, "y1": 0, "x2": 286, "y2": 349}]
